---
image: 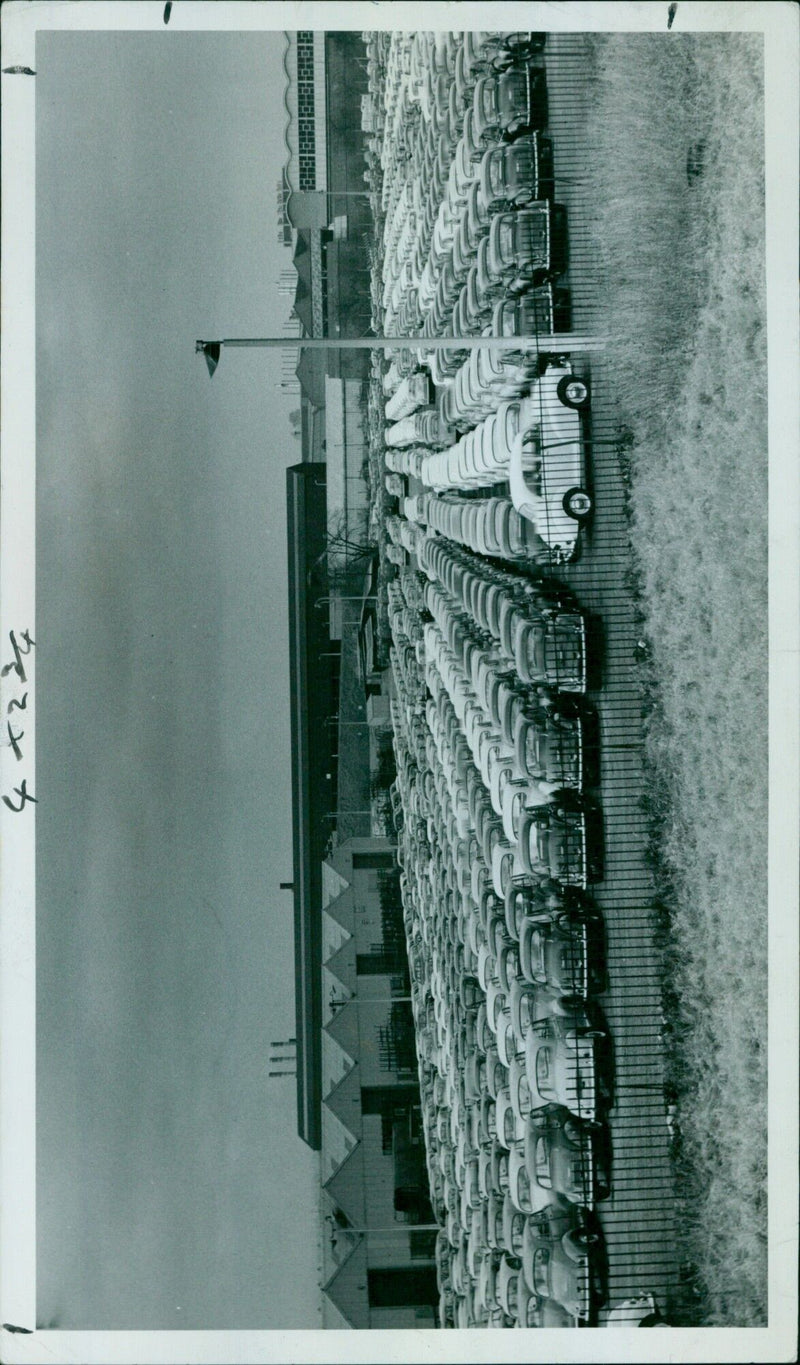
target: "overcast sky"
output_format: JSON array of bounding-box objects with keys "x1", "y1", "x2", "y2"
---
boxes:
[{"x1": 35, "y1": 29, "x2": 322, "y2": 1329}]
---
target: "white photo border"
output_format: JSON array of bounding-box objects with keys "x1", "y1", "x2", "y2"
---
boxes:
[{"x1": 1, "y1": 2, "x2": 797, "y2": 1362}]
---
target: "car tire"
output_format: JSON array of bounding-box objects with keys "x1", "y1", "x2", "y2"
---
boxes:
[
  {"x1": 562, "y1": 487, "x2": 593, "y2": 521},
  {"x1": 563, "y1": 1227, "x2": 600, "y2": 1258},
  {"x1": 557, "y1": 374, "x2": 591, "y2": 409},
  {"x1": 562, "y1": 1117, "x2": 585, "y2": 1146}
]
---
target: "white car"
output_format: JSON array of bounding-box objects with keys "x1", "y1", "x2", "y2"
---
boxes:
[{"x1": 508, "y1": 363, "x2": 592, "y2": 563}]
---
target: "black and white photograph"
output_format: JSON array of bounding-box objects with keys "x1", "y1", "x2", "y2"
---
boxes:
[{"x1": 0, "y1": 2, "x2": 797, "y2": 1361}]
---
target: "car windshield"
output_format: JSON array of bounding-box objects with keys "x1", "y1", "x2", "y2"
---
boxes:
[
  {"x1": 525, "y1": 287, "x2": 553, "y2": 334},
  {"x1": 489, "y1": 153, "x2": 505, "y2": 197},
  {"x1": 533, "y1": 1248, "x2": 551, "y2": 1298},
  {"x1": 552, "y1": 832, "x2": 574, "y2": 879},
  {"x1": 534, "y1": 727, "x2": 548, "y2": 769},
  {"x1": 517, "y1": 1165, "x2": 532, "y2": 1210},
  {"x1": 536, "y1": 1044, "x2": 555, "y2": 1098},
  {"x1": 525, "y1": 622, "x2": 547, "y2": 676},
  {"x1": 499, "y1": 218, "x2": 515, "y2": 259},
  {"x1": 482, "y1": 81, "x2": 497, "y2": 122},
  {"x1": 495, "y1": 300, "x2": 515, "y2": 338},
  {"x1": 534, "y1": 1135, "x2": 551, "y2": 1185},
  {"x1": 530, "y1": 928, "x2": 547, "y2": 980},
  {"x1": 505, "y1": 1275, "x2": 519, "y2": 1315}
]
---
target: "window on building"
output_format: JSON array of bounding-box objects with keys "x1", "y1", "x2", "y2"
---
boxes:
[
  {"x1": 378, "y1": 1001, "x2": 416, "y2": 1076},
  {"x1": 410, "y1": 1230, "x2": 438, "y2": 1261},
  {"x1": 357, "y1": 948, "x2": 406, "y2": 976},
  {"x1": 367, "y1": 1268, "x2": 438, "y2": 1310},
  {"x1": 352, "y1": 850, "x2": 395, "y2": 871}
]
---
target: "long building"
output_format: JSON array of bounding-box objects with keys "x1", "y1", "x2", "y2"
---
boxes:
[{"x1": 286, "y1": 462, "x2": 340, "y2": 1148}]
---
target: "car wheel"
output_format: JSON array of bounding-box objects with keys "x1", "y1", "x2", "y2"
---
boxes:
[
  {"x1": 552, "y1": 696, "x2": 581, "y2": 721},
  {"x1": 557, "y1": 375, "x2": 591, "y2": 409},
  {"x1": 562, "y1": 1117, "x2": 585, "y2": 1146},
  {"x1": 563, "y1": 1227, "x2": 600, "y2": 1257},
  {"x1": 562, "y1": 487, "x2": 593, "y2": 521}
]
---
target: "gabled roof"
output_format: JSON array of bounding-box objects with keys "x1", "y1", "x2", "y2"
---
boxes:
[
  {"x1": 322, "y1": 860, "x2": 350, "y2": 908},
  {"x1": 321, "y1": 1102, "x2": 359, "y2": 1179},
  {"x1": 322, "y1": 906, "x2": 350, "y2": 966},
  {"x1": 322, "y1": 884, "x2": 356, "y2": 935},
  {"x1": 323, "y1": 1141, "x2": 366, "y2": 1229},
  {"x1": 324, "y1": 934, "x2": 356, "y2": 994},
  {"x1": 322, "y1": 1028, "x2": 354, "y2": 1097},
  {"x1": 324, "y1": 998, "x2": 360, "y2": 1061},
  {"x1": 323, "y1": 1057, "x2": 362, "y2": 1139},
  {"x1": 322, "y1": 1236, "x2": 369, "y2": 1329},
  {"x1": 295, "y1": 346, "x2": 326, "y2": 409}
]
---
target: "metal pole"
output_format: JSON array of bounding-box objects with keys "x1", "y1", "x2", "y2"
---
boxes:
[
  {"x1": 328, "y1": 1220, "x2": 440, "y2": 1234},
  {"x1": 204, "y1": 334, "x2": 605, "y2": 353}
]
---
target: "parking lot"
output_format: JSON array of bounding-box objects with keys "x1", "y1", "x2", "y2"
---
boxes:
[{"x1": 362, "y1": 30, "x2": 682, "y2": 1328}]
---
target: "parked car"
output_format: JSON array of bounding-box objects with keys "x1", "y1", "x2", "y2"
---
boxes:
[
  {"x1": 495, "y1": 1251, "x2": 526, "y2": 1319},
  {"x1": 480, "y1": 205, "x2": 558, "y2": 301},
  {"x1": 514, "y1": 703, "x2": 583, "y2": 789},
  {"x1": 479, "y1": 133, "x2": 554, "y2": 212},
  {"x1": 514, "y1": 1277, "x2": 576, "y2": 1328},
  {"x1": 385, "y1": 371, "x2": 433, "y2": 423},
  {"x1": 518, "y1": 909, "x2": 603, "y2": 998},
  {"x1": 484, "y1": 31, "x2": 548, "y2": 71},
  {"x1": 518, "y1": 801, "x2": 603, "y2": 889},
  {"x1": 473, "y1": 64, "x2": 548, "y2": 147},
  {"x1": 524, "y1": 1011, "x2": 603, "y2": 1121},
  {"x1": 386, "y1": 409, "x2": 449, "y2": 449},
  {"x1": 521, "y1": 1205, "x2": 601, "y2": 1321},
  {"x1": 605, "y1": 1293, "x2": 668, "y2": 1326},
  {"x1": 512, "y1": 606, "x2": 587, "y2": 692},
  {"x1": 509, "y1": 362, "x2": 592, "y2": 561},
  {"x1": 523, "y1": 1103, "x2": 609, "y2": 1206},
  {"x1": 489, "y1": 288, "x2": 571, "y2": 371}
]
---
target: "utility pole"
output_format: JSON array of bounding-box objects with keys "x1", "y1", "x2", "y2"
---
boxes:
[{"x1": 196, "y1": 333, "x2": 606, "y2": 376}]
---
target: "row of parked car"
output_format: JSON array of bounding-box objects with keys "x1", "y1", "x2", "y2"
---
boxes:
[
  {"x1": 363, "y1": 32, "x2": 594, "y2": 570},
  {"x1": 366, "y1": 31, "x2": 669, "y2": 1332},
  {"x1": 386, "y1": 566, "x2": 610, "y2": 1328}
]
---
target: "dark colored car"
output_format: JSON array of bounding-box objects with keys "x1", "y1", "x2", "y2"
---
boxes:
[
  {"x1": 473, "y1": 66, "x2": 548, "y2": 145},
  {"x1": 479, "y1": 132, "x2": 555, "y2": 212},
  {"x1": 519, "y1": 803, "x2": 602, "y2": 889},
  {"x1": 513, "y1": 608, "x2": 587, "y2": 693},
  {"x1": 514, "y1": 704, "x2": 584, "y2": 791},
  {"x1": 518, "y1": 908, "x2": 606, "y2": 998}
]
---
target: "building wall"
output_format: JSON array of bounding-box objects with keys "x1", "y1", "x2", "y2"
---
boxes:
[
  {"x1": 370, "y1": 1306, "x2": 436, "y2": 1329},
  {"x1": 324, "y1": 32, "x2": 371, "y2": 377},
  {"x1": 321, "y1": 840, "x2": 437, "y2": 1327},
  {"x1": 325, "y1": 376, "x2": 369, "y2": 556}
]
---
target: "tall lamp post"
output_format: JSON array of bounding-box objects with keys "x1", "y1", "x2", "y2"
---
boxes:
[{"x1": 196, "y1": 332, "x2": 605, "y2": 377}]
